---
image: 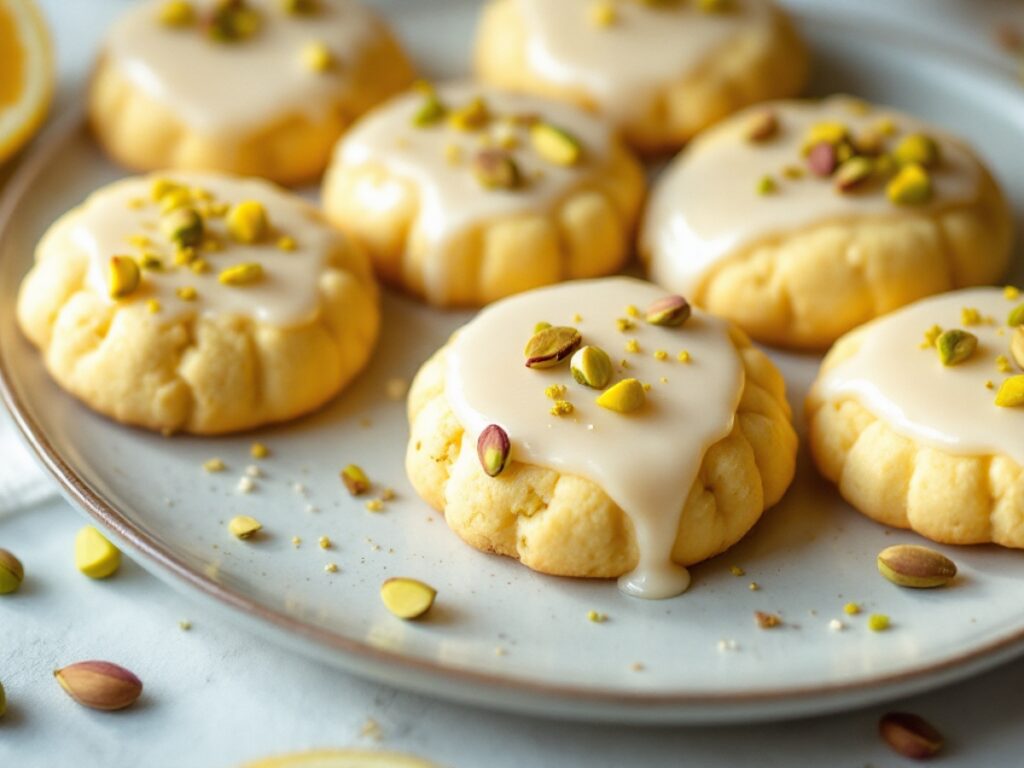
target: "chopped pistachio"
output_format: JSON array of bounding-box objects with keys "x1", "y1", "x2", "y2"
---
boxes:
[
  {"x1": 935, "y1": 329, "x2": 977, "y2": 366},
  {"x1": 756, "y1": 175, "x2": 777, "y2": 195},
  {"x1": 412, "y1": 92, "x2": 446, "y2": 128},
  {"x1": 448, "y1": 97, "x2": 490, "y2": 131},
  {"x1": 250, "y1": 442, "x2": 269, "y2": 459},
  {"x1": 160, "y1": 188, "x2": 193, "y2": 213},
  {"x1": 341, "y1": 464, "x2": 370, "y2": 495},
  {"x1": 997, "y1": 355, "x2": 1012, "y2": 374},
  {"x1": 961, "y1": 307, "x2": 983, "y2": 326},
  {"x1": 893, "y1": 133, "x2": 941, "y2": 168},
  {"x1": 472, "y1": 149, "x2": 521, "y2": 190},
  {"x1": 677, "y1": 350, "x2": 691, "y2": 363},
  {"x1": 301, "y1": 41, "x2": 333, "y2": 72},
  {"x1": 145, "y1": 299, "x2": 161, "y2": 314},
  {"x1": 218, "y1": 262, "x2": 264, "y2": 286},
  {"x1": 616, "y1": 317, "x2": 635, "y2": 332},
  {"x1": 109, "y1": 256, "x2": 141, "y2": 299},
  {"x1": 595, "y1": 378, "x2": 646, "y2": 413},
  {"x1": 1008, "y1": 303, "x2": 1024, "y2": 327},
  {"x1": 524, "y1": 326, "x2": 582, "y2": 368},
  {"x1": 277, "y1": 235, "x2": 297, "y2": 251},
  {"x1": 204, "y1": 1, "x2": 262, "y2": 42},
  {"x1": 203, "y1": 458, "x2": 226, "y2": 473},
  {"x1": 150, "y1": 178, "x2": 181, "y2": 202},
  {"x1": 853, "y1": 127, "x2": 885, "y2": 156},
  {"x1": 530, "y1": 122, "x2": 583, "y2": 166},
  {"x1": 228, "y1": 515, "x2": 262, "y2": 540},
  {"x1": 803, "y1": 121, "x2": 848, "y2": 150},
  {"x1": 587, "y1": 610, "x2": 607, "y2": 623},
  {"x1": 226, "y1": 200, "x2": 268, "y2": 243},
  {"x1": 127, "y1": 234, "x2": 152, "y2": 249},
  {"x1": 843, "y1": 602, "x2": 861, "y2": 615},
  {"x1": 729, "y1": 565, "x2": 745, "y2": 576},
  {"x1": 545, "y1": 384, "x2": 567, "y2": 400},
  {"x1": 867, "y1": 613, "x2": 891, "y2": 632},
  {"x1": 161, "y1": 206, "x2": 204, "y2": 248},
  {"x1": 920, "y1": 324, "x2": 943, "y2": 349},
  {"x1": 625, "y1": 304, "x2": 639, "y2": 318},
  {"x1": 190, "y1": 258, "x2": 210, "y2": 274},
  {"x1": 550, "y1": 400, "x2": 574, "y2": 417},
  {"x1": 755, "y1": 611, "x2": 782, "y2": 629},
  {"x1": 139, "y1": 252, "x2": 163, "y2": 271},
  {"x1": 570, "y1": 345, "x2": 613, "y2": 389},
  {"x1": 782, "y1": 164, "x2": 805, "y2": 180},
  {"x1": 365, "y1": 499, "x2": 384, "y2": 512},
  {"x1": 653, "y1": 350, "x2": 668, "y2": 361},
  {"x1": 625, "y1": 339, "x2": 640, "y2": 354},
  {"x1": 318, "y1": 536, "x2": 332, "y2": 550},
  {"x1": 995, "y1": 375, "x2": 1024, "y2": 407},
  {"x1": 886, "y1": 163, "x2": 932, "y2": 205},
  {"x1": 744, "y1": 110, "x2": 778, "y2": 142}
]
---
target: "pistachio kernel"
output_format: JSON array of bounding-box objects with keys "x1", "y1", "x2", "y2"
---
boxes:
[
  {"x1": 1011, "y1": 327, "x2": 1024, "y2": 370},
  {"x1": 448, "y1": 97, "x2": 490, "y2": 132},
  {"x1": 868, "y1": 613, "x2": 891, "y2": 632},
  {"x1": 834, "y1": 157, "x2": 874, "y2": 192},
  {"x1": 877, "y1": 544, "x2": 957, "y2": 588},
  {"x1": 744, "y1": 110, "x2": 778, "y2": 142},
  {"x1": 161, "y1": 206, "x2": 204, "y2": 249},
  {"x1": 218, "y1": 262, "x2": 264, "y2": 286},
  {"x1": 530, "y1": 122, "x2": 583, "y2": 166},
  {"x1": 108, "y1": 256, "x2": 141, "y2": 299},
  {"x1": 879, "y1": 712, "x2": 944, "y2": 760},
  {"x1": 550, "y1": 400, "x2": 574, "y2": 417},
  {"x1": 995, "y1": 375, "x2": 1024, "y2": 407},
  {"x1": 803, "y1": 121, "x2": 848, "y2": 151},
  {"x1": 228, "y1": 515, "x2": 262, "y2": 540},
  {"x1": 524, "y1": 325, "x2": 582, "y2": 368},
  {"x1": 477, "y1": 424, "x2": 511, "y2": 477},
  {"x1": 1008, "y1": 303, "x2": 1024, "y2": 327},
  {"x1": 54, "y1": 661, "x2": 143, "y2": 712},
  {"x1": 806, "y1": 141, "x2": 838, "y2": 177},
  {"x1": 570, "y1": 345, "x2": 613, "y2": 389},
  {"x1": 75, "y1": 526, "x2": 121, "y2": 579},
  {"x1": 226, "y1": 200, "x2": 269, "y2": 243},
  {"x1": 595, "y1": 378, "x2": 646, "y2": 414},
  {"x1": 935, "y1": 329, "x2": 977, "y2": 366},
  {"x1": 893, "y1": 133, "x2": 941, "y2": 168},
  {"x1": 340, "y1": 464, "x2": 370, "y2": 495},
  {"x1": 886, "y1": 163, "x2": 932, "y2": 205},
  {"x1": 472, "y1": 149, "x2": 521, "y2": 190},
  {"x1": 756, "y1": 175, "x2": 777, "y2": 195},
  {"x1": 301, "y1": 41, "x2": 333, "y2": 72},
  {"x1": 158, "y1": 0, "x2": 195, "y2": 26},
  {"x1": 533, "y1": 321, "x2": 552, "y2": 334},
  {"x1": 0, "y1": 549, "x2": 24, "y2": 595},
  {"x1": 645, "y1": 294, "x2": 691, "y2": 327},
  {"x1": 380, "y1": 577, "x2": 436, "y2": 620},
  {"x1": 412, "y1": 92, "x2": 446, "y2": 127}
]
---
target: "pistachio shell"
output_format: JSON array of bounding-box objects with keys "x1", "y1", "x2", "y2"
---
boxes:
[
  {"x1": 570, "y1": 345, "x2": 613, "y2": 389},
  {"x1": 1008, "y1": 302, "x2": 1024, "y2": 327},
  {"x1": 0, "y1": 548, "x2": 24, "y2": 594},
  {"x1": 877, "y1": 544, "x2": 957, "y2": 588},
  {"x1": 161, "y1": 206, "x2": 204, "y2": 248},
  {"x1": 1011, "y1": 327, "x2": 1024, "y2": 370},
  {"x1": 645, "y1": 295, "x2": 691, "y2": 327},
  {"x1": 879, "y1": 712, "x2": 944, "y2": 759},
  {"x1": 524, "y1": 326, "x2": 581, "y2": 368},
  {"x1": 229, "y1": 515, "x2": 263, "y2": 540},
  {"x1": 108, "y1": 256, "x2": 141, "y2": 299},
  {"x1": 54, "y1": 660, "x2": 142, "y2": 711},
  {"x1": 472, "y1": 149, "x2": 521, "y2": 190},
  {"x1": 595, "y1": 378, "x2": 646, "y2": 413},
  {"x1": 995, "y1": 375, "x2": 1024, "y2": 407},
  {"x1": 340, "y1": 464, "x2": 370, "y2": 496},
  {"x1": 935, "y1": 329, "x2": 977, "y2": 366},
  {"x1": 476, "y1": 424, "x2": 510, "y2": 477},
  {"x1": 380, "y1": 577, "x2": 436, "y2": 620},
  {"x1": 530, "y1": 122, "x2": 583, "y2": 166},
  {"x1": 75, "y1": 526, "x2": 121, "y2": 580}
]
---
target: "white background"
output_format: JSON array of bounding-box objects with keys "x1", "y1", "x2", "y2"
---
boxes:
[{"x1": 2, "y1": 1, "x2": 1024, "y2": 765}]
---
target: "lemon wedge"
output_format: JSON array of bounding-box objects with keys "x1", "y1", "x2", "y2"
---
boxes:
[{"x1": 0, "y1": 0, "x2": 54, "y2": 166}]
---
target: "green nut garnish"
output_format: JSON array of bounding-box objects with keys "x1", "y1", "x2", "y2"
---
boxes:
[
  {"x1": 1008, "y1": 303, "x2": 1024, "y2": 327},
  {"x1": 877, "y1": 544, "x2": 957, "y2": 589},
  {"x1": 340, "y1": 464, "x2": 370, "y2": 496},
  {"x1": 935, "y1": 329, "x2": 977, "y2": 366},
  {"x1": 887, "y1": 163, "x2": 932, "y2": 205},
  {"x1": 161, "y1": 206, "x2": 204, "y2": 249},
  {"x1": 533, "y1": 321, "x2": 552, "y2": 334},
  {"x1": 524, "y1": 325, "x2": 582, "y2": 369},
  {"x1": 996, "y1": 375, "x2": 1024, "y2": 407},
  {"x1": 0, "y1": 549, "x2": 24, "y2": 595},
  {"x1": 472, "y1": 149, "x2": 521, "y2": 190},
  {"x1": 412, "y1": 93, "x2": 446, "y2": 127},
  {"x1": 834, "y1": 156, "x2": 874, "y2": 192},
  {"x1": 645, "y1": 294, "x2": 691, "y2": 327},
  {"x1": 595, "y1": 378, "x2": 646, "y2": 413},
  {"x1": 570, "y1": 345, "x2": 613, "y2": 389},
  {"x1": 893, "y1": 133, "x2": 941, "y2": 168},
  {"x1": 530, "y1": 122, "x2": 583, "y2": 166},
  {"x1": 477, "y1": 424, "x2": 510, "y2": 477}
]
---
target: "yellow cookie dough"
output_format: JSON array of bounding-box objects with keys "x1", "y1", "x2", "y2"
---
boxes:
[
  {"x1": 473, "y1": 0, "x2": 807, "y2": 154},
  {"x1": 322, "y1": 83, "x2": 645, "y2": 308},
  {"x1": 17, "y1": 172, "x2": 379, "y2": 435},
  {"x1": 641, "y1": 97, "x2": 1013, "y2": 349},
  {"x1": 807, "y1": 288, "x2": 1024, "y2": 547},
  {"x1": 406, "y1": 279, "x2": 798, "y2": 586},
  {"x1": 88, "y1": 0, "x2": 414, "y2": 185}
]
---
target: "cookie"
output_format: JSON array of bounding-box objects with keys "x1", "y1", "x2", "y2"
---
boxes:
[
  {"x1": 473, "y1": 0, "x2": 807, "y2": 154},
  {"x1": 406, "y1": 277, "x2": 798, "y2": 598},
  {"x1": 807, "y1": 287, "x2": 1024, "y2": 547},
  {"x1": 322, "y1": 83, "x2": 645, "y2": 308},
  {"x1": 17, "y1": 172, "x2": 379, "y2": 435},
  {"x1": 89, "y1": 0, "x2": 414, "y2": 185},
  {"x1": 641, "y1": 97, "x2": 1013, "y2": 349}
]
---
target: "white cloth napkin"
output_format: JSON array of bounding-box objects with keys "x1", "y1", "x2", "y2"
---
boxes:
[{"x1": 0, "y1": 406, "x2": 56, "y2": 515}]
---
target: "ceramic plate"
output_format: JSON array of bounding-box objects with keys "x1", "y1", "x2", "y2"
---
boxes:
[{"x1": 2, "y1": 2, "x2": 1023, "y2": 724}]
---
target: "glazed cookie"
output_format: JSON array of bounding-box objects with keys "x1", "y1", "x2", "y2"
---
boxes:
[
  {"x1": 406, "y1": 277, "x2": 798, "y2": 598},
  {"x1": 473, "y1": 0, "x2": 807, "y2": 154},
  {"x1": 17, "y1": 173, "x2": 379, "y2": 435},
  {"x1": 89, "y1": 0, "x2": 414, "y2": 184},
  {"x1": 807, "y1": 287, "x2": 1024, "y2": 547},
  {"x1": 641, "y1": 96, "x2": 1013, "y2": 349},
  {"x1": 322, "y1": 83, "x2": 645, "y2": 308}
]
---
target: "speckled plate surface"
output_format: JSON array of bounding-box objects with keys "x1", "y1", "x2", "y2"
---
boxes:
[{"x1": 1, "y1": 2, "x2": 1023, "y2": 724}]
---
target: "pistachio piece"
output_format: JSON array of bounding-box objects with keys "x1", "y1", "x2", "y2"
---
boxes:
[
  {"x1": 595, "y1": 378, "x2": 646, "y2": 413},
  {"x1": 158, "y1": 0, "x2": 195, "y2": 26},
  {"x1": 877, "y1": 544, "x2": 957, "y2": 588},
  {"x1": 218, "y1": 262, "x2": 264, "y2": 286},
  {"x1": 108, "y1": 256, "x2": 141, "y2": 299},
  {"x1": 645, "y1": 294, "x2": 691, "y2": 327},
  {"x1": 1008, "y1": 303, "x2": 1024, "y2": 327},
  {"x1": 886, "y1": 163, "x2": 932, "y2": 205},
  {"x1": 477, "y1": 424, "x2": 511, "y2": 477},
  {"x1": 530, "y1": 122, "x2": 583, "y2": 166},
  {"x1": 853, "y1": 127, "x2": 885, "y2": 156},
  {"x1": 226, "y1": 200, "x2": 269, "y2": 243},
  {"x1": 340, "y1": 464, "x2": 370, "y2": 495},
  {"x1": 412, "y1": 92, "x2": 446, "y2": 127},
  {"x1": 301, "y1": 41, "x2": 333, "y2": 72},
  {"x1": 803, "y1": 121, "x2": 848, "y2": 150},
  {"x1": 806, "y1": 141, "x2": 838, "y2": 177},
  {"x1": 935, "y1": 329, "x2": 977, "y2": 366},
  {"x1": 524, "y1": 325, "x2": 582, "y2": 368},
  {"x1": 54, "y1": 661, "x2": 142, "y2": 712},
  {"x1": 472, "y1": 149, "x2": 521, "y2": 190},
  {"x1": 161, "y1": 206, "x2": 204, "y2": 249},
  {"x1": 834, "y1": 156, "x2": 873, "y2": 192},
  {"x1": 447, "y1": 97, "x2": 489, "y2": 132},
  {"x1": 744, "y1": 110, "x2": 778, "y2": 142},
  {"x1": 868, "y1": 613, "x2": 891, "y2": 632},
  {"x1": 380, "y1": 577, "x2": 436, "y2": 619},
  {"x1": 879, "y1": 712, "x2": 944, "y2": 760},
  {"x1": 570, "y1": 345, "x2": 613, "y2": 389},
  {"x1": 893, "y1": 133, "x2": 941, "y2": 168},
  {"x1": 756, "y1": 175, "x2": 777, "y2": 195},
  {"x1": 203, "y1": 0, "x2": 261, "y2": 42},
  {"x1": 229, "y1": 515, "x2": 262, "y2": 539},
  {"x1": 1011, "y1": 327, "x2": 1024, "y2": 370},
  {"x1": 995, "y1": 375, "x2": 1024, "y2": 407},
  {"x1": 75, "y1": 526, "x2": 121, "y2": 580},
  {"x1": 0, "y1": 548, "x2": 24, "y2": 594},
  {"x1": 754, "y1": 611, "x2": 782, "y2": 629}
]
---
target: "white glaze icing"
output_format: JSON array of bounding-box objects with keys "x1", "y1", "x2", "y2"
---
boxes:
[
  {"x1": 54, "y1": 173, "x2": 332, "y2": 326},
  {"x1": 445, "y1": 277, "x2": 746, "y2": 599},
  {"x1": 642, "y1": 97, "x2": 984, "y2": 298},
  {"x1": 336, "y1": 83, "x2": 616, "y2": 305},
  {"x1": 515, "y1": 0, "x2": 776, "y2": 124},
  {"x1": 105, "y1": 0, "x2": 378, "y2": 136},
  {"x1": 811, "y1": 288, "x2": 1024, "y2": 466}
]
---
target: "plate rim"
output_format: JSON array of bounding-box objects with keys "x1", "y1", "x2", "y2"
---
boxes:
[{"x1": 2, "y1": 10, "x2": 1024, "y2": 721}]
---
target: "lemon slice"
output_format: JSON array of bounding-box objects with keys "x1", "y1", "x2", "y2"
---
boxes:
[
  {"x1": 240, "y1": 750, "x2": 443, "y2": 768},
  {"x1": 0, "y1": 0, "x2": 53, "y2": 166}
]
